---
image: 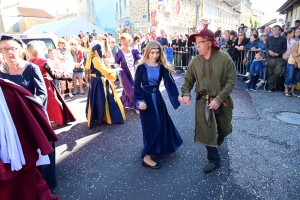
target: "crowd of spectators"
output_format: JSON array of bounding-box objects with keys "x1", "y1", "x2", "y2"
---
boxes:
[{"x1": 39, "y1": 19, "x2": 300, "y2": 98}]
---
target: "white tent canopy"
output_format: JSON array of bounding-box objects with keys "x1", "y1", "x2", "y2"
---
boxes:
[{"x1": 24, "y1": 16, "x2": 106, "y2": 37}]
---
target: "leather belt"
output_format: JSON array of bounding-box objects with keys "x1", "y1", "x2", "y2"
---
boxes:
[
  {"x1": 142, "y1": 85, "x2": 159, "y2": 93},
  {"x1": 196, "y1": 93, "x2": 228, "y2": 106}
]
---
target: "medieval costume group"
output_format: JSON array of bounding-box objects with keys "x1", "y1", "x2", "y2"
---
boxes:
[{"x1": 0, "y1": 28, "x2": 236, "y2": 199}]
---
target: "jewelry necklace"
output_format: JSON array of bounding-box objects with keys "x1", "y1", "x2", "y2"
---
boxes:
[{"x1": 147, "y1": 62, "x2": 158, "y2": 70}]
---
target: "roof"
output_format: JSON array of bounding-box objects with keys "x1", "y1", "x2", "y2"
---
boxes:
[
  {"x1": 26, "y1": 17, "x2": 55, "y2": 25},
  {"x1": 17, "y1": 7, "x2": 53, "y2": 18},
  {"x1": 259, "y1": 18, "x2": 277, "y2": 27},
  {"x1": 24, "y1": 16, "x2": 106, "y2": 37},
  {"x1": 276, "y1": 0, "x2": 298, "y2": 14}
]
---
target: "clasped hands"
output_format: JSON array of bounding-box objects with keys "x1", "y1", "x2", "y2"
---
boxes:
[
  {"x1": 268, "y1": 50, "x2": 278, "y2": 57},
  {"x1": 179, "y1": 96, "x2": 220, "y2": 110}
]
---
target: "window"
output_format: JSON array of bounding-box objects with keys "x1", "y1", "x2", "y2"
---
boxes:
[
  {"x1": 124, "y1": 0, "x2": 127, "y2": 8},
  {"x1": 22, "y1": 39, "x2": 55, "y2": 50},
  {"x1": 116, "y1": 2, "x2": 118, "y2": 13}
]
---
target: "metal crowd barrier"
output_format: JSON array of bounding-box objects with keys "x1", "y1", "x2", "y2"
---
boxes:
[
  {"x1": 170, "y1": 47, "x2": 195, "y2": 70},
  {"x1": 166, "y1": 46, "x2": 268, "y2": 89},
  {"x1": 232, "y1": 49, "x2": 268, "y2": 88}
]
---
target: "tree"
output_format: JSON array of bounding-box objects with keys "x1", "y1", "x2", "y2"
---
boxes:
[{"x1": 250, "y1": 16, "x2": 259, "y2": 28}]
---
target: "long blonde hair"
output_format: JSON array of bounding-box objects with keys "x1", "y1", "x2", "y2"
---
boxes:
[
  {"x1": 27, "y1": 40, "x2": 45, "y2": 59},
  {"x1": 138, "y1": 41, "x2": 174, "y2": 72}
]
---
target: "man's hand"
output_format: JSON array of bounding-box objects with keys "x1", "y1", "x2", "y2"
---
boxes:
[
  {"x1": 208, "y1": 99, "x2": 220, "y2": 110},
  {"x1": 182, "y1": 96, "x2": 191, "y2": 106},
  {"x1": 139, "y1": 101, "x2": 147, "y2": 110}
]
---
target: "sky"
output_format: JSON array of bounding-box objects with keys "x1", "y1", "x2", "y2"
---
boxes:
[{"x1": 250, "y1": 0, "x2": 287, "y2": 24}]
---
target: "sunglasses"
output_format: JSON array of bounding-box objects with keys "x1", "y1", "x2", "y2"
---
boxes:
[
  {"x1": 70, "y1": 43, "x2": 76, "y2": 45},
  {"x1": 58, "y1": 42, "x2": 65, "y2": 44}
]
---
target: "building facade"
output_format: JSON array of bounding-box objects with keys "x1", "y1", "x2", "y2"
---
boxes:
[
  {"x1": 75, "y1": 0, "x2": 96, "y2": 25},
  {"x1": 0, "y1": 1, "x2": 55, "y2": 33},
  {"x1": 251, "y1": 9, "x2": 264, "y2": 27},
  {"x1": 115, "y1": 0, "x2": 198, "y2": 35},
  {"x1": 201, "y1": 0, "x2": 241, "y2": 31},
  {"x1": 277, "y1": 0, "x2": 300, "y2": 30}
]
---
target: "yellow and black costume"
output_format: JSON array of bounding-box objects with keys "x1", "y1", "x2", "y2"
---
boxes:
[{"x1": 85, "y1": 44, "x2": 125, "y2": 128}]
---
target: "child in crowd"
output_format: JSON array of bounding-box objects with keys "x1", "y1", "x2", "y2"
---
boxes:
[
  {"x1": 246, "y1": 52, "x2": 266, "y2": 92},
  {"x1": 47, "y1": 49, "x2": 64, "y2": 93},
  {"x1": 165, "y1": 43, "x2": 173, "y2": 64},
  {"x1": 104, "y1": 50, "x2": 118, "y2": 88}
]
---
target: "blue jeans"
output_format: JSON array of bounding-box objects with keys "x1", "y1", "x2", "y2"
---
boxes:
[
  {"x1": 292, "y1": 68, "x2": 300, "y2": 86},
  {"x1": 245, "y1": 60, "x2": 252, "y2": 72},
  {"x1": 284, "y1": 63, "x2": 295, "y2": 86},
  {"x1": 247, "y1": 74, "x2": 260, "y2": 89}
]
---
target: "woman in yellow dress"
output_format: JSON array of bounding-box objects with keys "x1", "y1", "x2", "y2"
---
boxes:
[{"x1": 85, "y1": 42, "x2": 125, "y2": 128}]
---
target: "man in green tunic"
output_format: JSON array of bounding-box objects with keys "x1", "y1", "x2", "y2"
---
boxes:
[{"x1": 180, "y1": 26, "x2": 237, "y2": 173}]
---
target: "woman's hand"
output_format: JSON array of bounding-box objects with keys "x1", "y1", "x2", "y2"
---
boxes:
[
  {"x1": 139, "y1": 101, "x2": 147, "y2": 110},
  {"x1": 178, "y1": 96, "x2": 183, "y2": 102},
  {"x1": 75, "y1": 63, "x2": 80, "y2": 68}
]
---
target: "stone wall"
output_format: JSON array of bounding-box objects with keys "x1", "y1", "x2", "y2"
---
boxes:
[{"x1": 128, "y1": 0, "x2": 149, "y2": 35}]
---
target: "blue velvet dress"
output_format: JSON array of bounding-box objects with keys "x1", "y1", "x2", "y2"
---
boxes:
[{"x1": 134, "y1": 64, "x2": 183, "y2": 158}]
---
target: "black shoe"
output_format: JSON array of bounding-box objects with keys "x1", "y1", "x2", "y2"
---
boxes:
[
  {"x1": 142, "y1": 160, "x2": 161, "y2": 169},
  {"x1": 217, "y1": 135, "x2": 225, "y2": 146},
  {"x1": 271, "y1": 87, "x2": 276, "y2": 92},
  {"x1": 203, "y1": 162, "x2": 220, "y2": 173},
  {"x1": 264, "y1": 82, "x2": 269, "y2": 91}
]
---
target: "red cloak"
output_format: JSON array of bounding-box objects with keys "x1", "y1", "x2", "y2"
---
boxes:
[{"x1": 0, "y1": 78, "x2": 59, "y2": 200}]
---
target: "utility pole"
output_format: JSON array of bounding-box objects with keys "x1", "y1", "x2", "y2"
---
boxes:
[{"x1": 196, "y1": 0, "x2": 200, "y2": 30}]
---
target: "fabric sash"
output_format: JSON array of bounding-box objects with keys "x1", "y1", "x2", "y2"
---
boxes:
[{"x1": 142, "y1": 85, "x2": 159, "y2": 93}]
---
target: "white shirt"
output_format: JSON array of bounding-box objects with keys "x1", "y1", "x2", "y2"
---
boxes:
[
  {"x1": 283, "y1": 39, "x2": 296, "y2": 60},
  {"x1": 124, "y1": 52, "x2": 135, "y2": 80}
]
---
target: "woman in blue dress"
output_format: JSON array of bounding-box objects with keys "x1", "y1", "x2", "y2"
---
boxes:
[{"x1": 134, "y1": 41, "x2": 183, "y2": 169}]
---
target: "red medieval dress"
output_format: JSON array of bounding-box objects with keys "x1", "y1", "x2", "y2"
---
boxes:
[
  {"x1": 29, "y1": 58, "x2": 76, "y2": 126},
  {"x1": 0, "y1": 78, "x2": 59, "y2": 200}
]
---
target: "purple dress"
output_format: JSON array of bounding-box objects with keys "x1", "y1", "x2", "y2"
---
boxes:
[{"x1": 115, "y1": 49, "x2": 141, "y2": 109}]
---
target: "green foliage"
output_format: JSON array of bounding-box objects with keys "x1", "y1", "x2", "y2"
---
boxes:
[{"x1": 250, "y1": 16, "x2": 259, "y2": 28}]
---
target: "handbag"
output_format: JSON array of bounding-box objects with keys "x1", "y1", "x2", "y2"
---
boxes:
[
  {"x1": 73, "y1": 63, "x2": 84, "y2": 72},
  {"x1": 294, "y1": 42, "x2": 299, "y2": 69}
]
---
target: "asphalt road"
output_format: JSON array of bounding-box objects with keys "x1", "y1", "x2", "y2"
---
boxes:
[{"x1": 52, "y1": 71, "x2": 300, "y2": 200}]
